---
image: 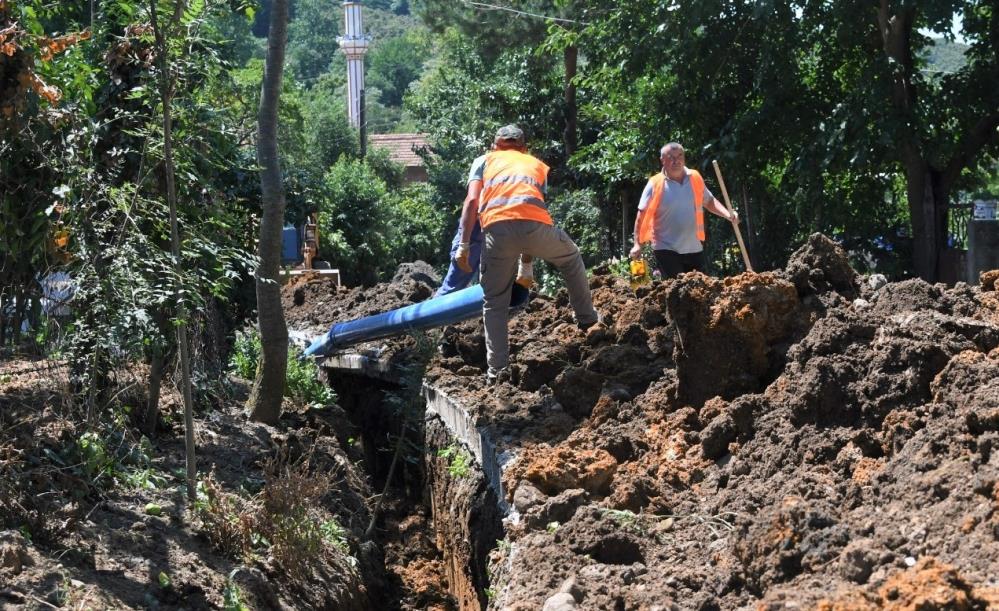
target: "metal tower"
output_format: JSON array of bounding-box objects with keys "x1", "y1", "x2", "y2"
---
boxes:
[{"x1": 337, "y1": 1, "x2": 369, "y2": 129}]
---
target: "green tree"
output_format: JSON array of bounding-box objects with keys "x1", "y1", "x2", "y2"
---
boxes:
[
  {"x1": 316, "y1": 157, "x2": 393, "y2": 285},
  {"x1": 367, "y1": 30, "x2": 431, "y2": 106},
  {"x1": 416, "y1": 0, "x2": 587, "y2": 156},
  {"x1": 285, "y1": 0, "x2": 341, "y2": 83},
  {"x1": 302, "y1": 80, "x2": 358, "y2": 171}
]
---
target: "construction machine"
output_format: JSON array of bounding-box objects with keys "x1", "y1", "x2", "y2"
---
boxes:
[{"x1": 281, "y1": 212, "x2": 341, "y2": 285}]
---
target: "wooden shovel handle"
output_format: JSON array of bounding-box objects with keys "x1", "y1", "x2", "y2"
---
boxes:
[{"x1": 712, "y1": 160, "x2": 754, "y2": 272}]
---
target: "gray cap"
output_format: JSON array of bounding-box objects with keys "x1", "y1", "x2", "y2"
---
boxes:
[{"x1": 495, "y1": 124, "x2": 525, "y2": 145}]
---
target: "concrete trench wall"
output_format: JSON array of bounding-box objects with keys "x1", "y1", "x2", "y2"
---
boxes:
[
  {"x1": 320, "y1": 354, "x2": 509, "y2": 611},
  {"x1": 424, "y1": 413, "x2": 504, "y2": 611}
]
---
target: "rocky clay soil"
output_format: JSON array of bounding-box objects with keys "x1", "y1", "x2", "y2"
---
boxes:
[{"x1": 284, "y1": 235, "x2": 999, "y2": 610}]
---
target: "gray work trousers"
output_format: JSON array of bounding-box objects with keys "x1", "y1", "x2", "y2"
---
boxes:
[{"x1": 481, "y1": 220, "x2": 598, "y2": 371}]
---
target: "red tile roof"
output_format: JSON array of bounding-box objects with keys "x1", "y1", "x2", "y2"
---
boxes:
[{"x1": 368, "y1": 133, "x2": 429, "y2": 168}]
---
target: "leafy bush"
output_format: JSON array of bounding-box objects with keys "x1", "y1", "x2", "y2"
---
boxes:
[
  {"x1": 438, "y1": 443, "x2": 472, "y2": 478},
  {"x1": 316, "y1": 158, "x2": 393, "y2": 285},
  {"x1": 547, "y1": 188, "x2": 608, "y2": 265},
  {"x1": 384, "y1": 183, "x2": 451, "y2": 267},
  {"x1": 229, "y1": 329, "x2": 262, "y2": 380},
  {"x1": 285, "y1": 347, "x2": 336, "y2": 407}
]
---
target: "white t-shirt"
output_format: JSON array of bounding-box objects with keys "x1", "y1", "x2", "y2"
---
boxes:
[{"x1": 638, "y1": 172, "x2": 713, "y2": 254}]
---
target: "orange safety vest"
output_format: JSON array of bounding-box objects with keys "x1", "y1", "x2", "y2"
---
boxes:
[
  {"x1": 637, "y1": 169, "x2": 706, "y2": 244},
  {"x1": 478, "y1": 150, "x2": 553, "y2": 228}
]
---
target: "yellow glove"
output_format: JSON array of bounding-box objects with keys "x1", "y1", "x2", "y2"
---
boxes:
[{"x1": 455, "y1": 242, "x2": 472, "y2": 273}]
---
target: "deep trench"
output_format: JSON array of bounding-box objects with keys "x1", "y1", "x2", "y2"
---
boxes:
[{"x1": 326, "y1": 365, "x2": 503, "y2": 611}]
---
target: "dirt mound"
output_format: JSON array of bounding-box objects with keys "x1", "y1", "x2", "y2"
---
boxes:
[
  {"x1": 270, "y1": 241, "x2": 999, "y2": 609},
  {"x1": 783, "y1": 232, "x2": 860, "y2": 299},
  {"x1": 283, "y1": 273, "x2": 435, "y2": 335},
  {"x1": 392, "y1": 261, "x2": 441, "y2": 287},
  {"x1": 420, "y1": 236, "x2": 999, "y2": 609}
]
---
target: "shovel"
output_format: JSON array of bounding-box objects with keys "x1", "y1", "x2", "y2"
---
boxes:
[{"x1": 712, "y1": 160, "x2": 753, "y2": 272}]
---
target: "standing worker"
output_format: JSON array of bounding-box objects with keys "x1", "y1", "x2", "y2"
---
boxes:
[
  {"x1": 436, "y1": 143, "x2": 533, "y2": 297},
  {"x1": 454, "y1": 125, "x2": 598, "y2": 383},
  {"x1": 630, "y1": 142, "x2": 739, "y2": 278}
]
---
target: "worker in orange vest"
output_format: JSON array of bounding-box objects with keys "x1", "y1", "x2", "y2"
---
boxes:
[
  {"x1": 454, "y1": 125, "x2": 599, "y2": 384},
  {"x1": 436, "y1": 142, "x2": 534, "y2": 297},
  {"x1": 630, "y1": 142, "x2": 739, "y2": 278}
]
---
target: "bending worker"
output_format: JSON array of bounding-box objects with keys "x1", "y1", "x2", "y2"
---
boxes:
[
  {"x1": 436, "y1": 143, "x2": 533, "y2": 297},
  {"x1": 630, "y1": 142, "x2": 738, "y2": 279},
  {"x1": 454, "y1": 125, "x2": 598, "y2": 383}
]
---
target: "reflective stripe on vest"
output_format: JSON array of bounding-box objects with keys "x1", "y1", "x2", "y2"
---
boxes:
[
  {"x1": 637, "y1": 169, "x2": 705, "y2": 244},
  {"x1": 479, "y1": 150, "x2": 553, "y2": 228}
]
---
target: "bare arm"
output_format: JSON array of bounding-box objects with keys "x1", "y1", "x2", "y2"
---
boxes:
[
  {"x1": 459, "y1": 180, "x2": 483, "y2": 243},
  {"x1": 704, "y1": 194, "x2": 738, "y2": 223},
  {"x1": 630, "y1": 184, "x2": 652, "y2": 257}
]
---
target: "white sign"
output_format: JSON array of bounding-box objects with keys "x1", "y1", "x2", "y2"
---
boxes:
[{"x1": 973, "y1": 200, "x2": 997, "y2": 221}]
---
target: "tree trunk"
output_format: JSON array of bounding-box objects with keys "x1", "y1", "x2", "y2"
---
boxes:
[
  {"x1": 144, "y1": 349, "x2": 165, "y2": 437},
  {"x1": 248, "y1": 0, "x2": 290, "y2": 425},
  {"x1": 903, "y1": 157, "x2": 948, "y2": 282},
  {"x1": 150, "y1": 0, "x2": 197, "y2": 503},
  {"x1": 563, "y1": 44, "x2": 578, "y2": 160}
]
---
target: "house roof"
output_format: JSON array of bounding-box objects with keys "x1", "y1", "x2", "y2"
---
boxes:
[{"x1": 368, "y1": 133, "x2": 429, "y2": 168}]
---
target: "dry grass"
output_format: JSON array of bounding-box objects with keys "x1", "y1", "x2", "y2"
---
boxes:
[{"x1": 195, "y1": 456, "x2": 349, "y2": 580}]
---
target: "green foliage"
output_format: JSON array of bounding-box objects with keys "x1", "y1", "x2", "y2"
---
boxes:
[
  {"x1": 316, "y1": 157, "x2": 393, "y2": 285},
  {"x1": 285, "y1": 0, "x2": 342, "y2": 83},
  {"x1": 230, "y1": 327, "x2": 336, "y2": 407},
  {"x1": 367, "y1": 30, "x2": 432, "y2": 106},
  {"x1": 302, "y1": 82, "x2": 358, "y2": 172},
  {"x1": 229, "y1": 328, "x2": 262, "y2": 379},
  {"x1": 547, "y1": 188, "x2": 607, "y2": 265},
  {"x1": 64, "y1": 426, "x2": 164, "y2": 492},
  {"x1": 285, "y1": 346, "x2": 336, "y2": 407},
  {"x1": 437, "y1": 443, "x2": 472, "y2": 479},
  {"x1": 222, "y1": 575, "x2": 250, "y2": 611},
  {"x1": 385, "y1": 183, "x2": 451, "y2": 266}
]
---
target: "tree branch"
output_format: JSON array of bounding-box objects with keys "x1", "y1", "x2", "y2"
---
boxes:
[{"x1": 943, "y1": 112, "x2": 999, "y2": 189}]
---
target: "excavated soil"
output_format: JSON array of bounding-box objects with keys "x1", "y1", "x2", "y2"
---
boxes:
[{"x1": 281, "y1": 237, "x2": 999, "y2": 609}]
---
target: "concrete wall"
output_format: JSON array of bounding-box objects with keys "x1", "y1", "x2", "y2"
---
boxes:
[{"x1": 968, "y1": 220, "x2": 999, "y2": 284}]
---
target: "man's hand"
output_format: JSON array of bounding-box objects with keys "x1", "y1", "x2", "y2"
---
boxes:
[
  {"x1": 455, "y1": 242, "x2": 472, "y2": 273},
  {"x1": 629, "y1": 243, "x2": 643, "y2": 260},
  {"x1": 515, "y1": 257, "x2": 534, "y2": 289},
  {"x1": 729, "y1": 210, "x2": 740, "y2": 225}
]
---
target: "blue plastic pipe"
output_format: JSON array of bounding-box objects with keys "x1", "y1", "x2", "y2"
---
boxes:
[{"x1": 304, "y1": 283, "x2": 530, "y2": 358}]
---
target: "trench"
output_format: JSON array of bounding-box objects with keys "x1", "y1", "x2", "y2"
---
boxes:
[{"x1": 322, "y1": 351, "x2": 506, "y2": 611}]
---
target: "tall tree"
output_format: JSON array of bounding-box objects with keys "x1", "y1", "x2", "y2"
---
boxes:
[
  {"x1": 867, "y1": 0, "x2": 998, "y2": 281},
  {"x1": 149, "y1": 0, "x2": 197, "y2": 502},
  {"x1": 416, "y1": 0, "x2": 586, "y2": 160},
  {"x1": 248, "y1": 0, "x2": 290, "y2": 424}
]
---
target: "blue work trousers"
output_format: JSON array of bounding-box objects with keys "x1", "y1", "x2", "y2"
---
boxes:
[{"x1": 435, "y1": 223, "x2": 483, "y2": 297}]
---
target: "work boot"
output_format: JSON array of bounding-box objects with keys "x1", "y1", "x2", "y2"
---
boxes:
[
  {"x1": 576, "y1": 313, "x2": 602, "y2": 332},
  {"x1": 486, "y1": 366, "x2": 511, "y2": 386}
]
